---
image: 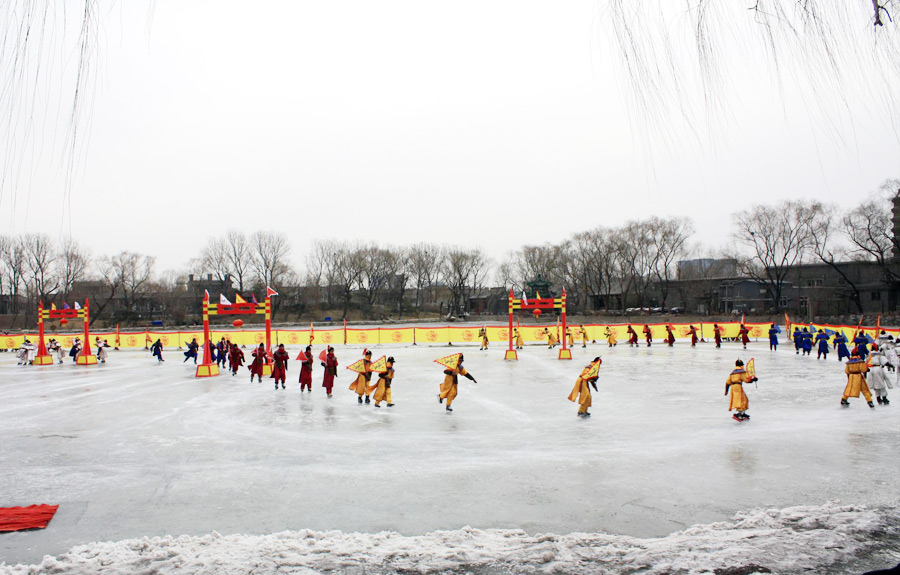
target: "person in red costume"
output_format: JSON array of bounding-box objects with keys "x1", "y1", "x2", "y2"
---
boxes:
[
  {"x1": 271, "y1": 343, "x2": 289, "y2": 389},
  {"x1": 229, "y1": 343, "x2": 245, "y2": 376},
  {"x1": 298, "y1": 345, "x2": 313, "y2": 392},
  {"x1": 249, "y1": 343, "x2": 268, "y2": 382},
  {"x1": 322, "y1": 346, "x2": 338, "y2": 397}
]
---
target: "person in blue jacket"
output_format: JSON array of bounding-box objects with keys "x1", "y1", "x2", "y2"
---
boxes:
[
  {"x1": 815, "y1": 330, "x2": 831, "y2": 360},
  {"x1": 801, "y1": 327, "x2": 813, "y2": 356},
  {"x1": 768, "y1": 323, "x2": 780, "y2": 351},
  {"x1": 792, "y1": 327, "x2": 803, "y2": 354},
  {"x1": 853, "y1": 332, "x2": 870, "y2": 359},
  {"x1": 833, "y1": 332, "x2": 850, "y2": 361}
]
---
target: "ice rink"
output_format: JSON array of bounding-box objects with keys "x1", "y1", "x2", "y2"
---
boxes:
[{"x1": 1, "y1": 338, "x2": 898, "y2": 574}]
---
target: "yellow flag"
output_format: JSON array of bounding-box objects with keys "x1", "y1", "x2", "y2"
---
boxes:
[
  {"x1": 234, "y1": 293, "x2": 247, "y2": 304},
  {"x1": 50, "y1": 303, "x2": 57, "y2": 310},
  {"x1": 747, "y1": 358, "x2": 756, "y2": 379},
  {"x1": 433, "y1": 353, "x2": 462, "y2": 370},
  {"x1": 346, "y1": 358, "x2": 368, "y2": 374},
  {"x1": 369, "y1": 355, "x2": 388, "y2": 373},
  {"x1": 582, "y1": 359, "x2": 601, "y2": 379}
]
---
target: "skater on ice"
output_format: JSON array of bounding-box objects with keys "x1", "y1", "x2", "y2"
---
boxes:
[
  {"x1": 370, "y1": 356, "x2": 395, "y2": 407},
  {"x1": 271, "y1": 343, "x2": 289, "y2": 389},
  {"x1": 665, "y1": 325, "x2": 675, "y2": 347},
  {"x1": 867, "y1": 346, "x2": 891, "y2": 405},
  {"x1": 643, "y1": 324, "x2": 652, "y2": 347},
  {"x1": 350, "y1": 350, "x2": 373, "y2": 403},
  {"x1": 229, "y1": 343, "x2": 245, "y2": 376},
  {"x1": 815, "y1": 329, "x2": 830, "y2": 360},
  {"x1": 437, "y1": 353, "x2": 477, "y2": 412},
  {"x1": 298, "y1": 345, "x2": 313, "y2": 392},
  {"x1": 833, "y1": 331, "x2": 850, "y2": 361},
  {"x1": 568, "y1": 357, "x2": 600, "y2": 417},
  {"x1": 725, "y1": 359, "x2": 756, "y2": 422},
  {"x1": 800, "y1": 327, "x2": 813, "y2": 356},
  {"x1": 479, "y1": 327, "x2": 489, "y2": 350},
  {"x1": 183, "y1": 338, "x2": 199, "y2": 363},
  {"x1": 249, "y1": 343, "x2": 268, "y2": 382},
  {"x1": 853, "y1": 331, "x2": 871, "y2": 359},
  {"x1": 688, "y1": 325, "x2": 699, "y2": 347},
  {"x1": 513, "y1": 328, "x2": 524, "y2": 350},
  {"x1": 605, "y1": 326, "x2": 617, "y2": 347},
  {"x1": 578, "y1": 324, "x2": 589, "y2": 347},
  {"x1": 150, "y1": 339, "x2": 164, "y2": 362},
  {"x1": 841, "y1": 350, "x2": 874, "y2": 408},
  {"x1": 793, "y1": 327, "x2": 803, "y2": 354},
  {"x1": 768, "y1": 323, "x2": 779, "y2": 351},
  {"x1": 738, "y1": 324, "x2": 750, "y2": 350},
  {"x1": 322, "y1": 346, "x2": 338, "y2": 397},
  {"x1": 627, "y1": 325, "x2": 638, "y2": 347}
]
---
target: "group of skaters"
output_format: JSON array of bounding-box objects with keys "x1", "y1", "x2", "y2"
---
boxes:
[{"x1": 16, "y1": 336, "x2": 111, "y2": 365}]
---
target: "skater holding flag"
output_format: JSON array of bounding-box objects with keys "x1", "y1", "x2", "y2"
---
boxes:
[
  {"x1": 369, "y1": 356, "x2": 395, "y2": 407},
  {"x1": 568, "y1": 357, "x2": 600, "y2": 417},
  {"x1": 322, "y1": 346, "x2": 338, "y2": 397},
  {"x1": 436, "y1": 353, "x2": 477, "y2": 412},
  {"x1": 841, "y1": 350, "x2": 874, "y2": 409},
  {"x1": 348, "y1": 350, "x2": 373, "y2": 403},
  {"x1": 271, "y1": 344, "x2": 289, "y2": 390},
  {"x1": 298, "y1": 345, "x2": 314, "y2": 392},
  {"x1": 725, "y1": 359, "x2": 757, "y2": 422}
]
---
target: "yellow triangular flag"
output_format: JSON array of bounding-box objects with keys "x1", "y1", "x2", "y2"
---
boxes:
[
  {"x1": 346, "y1": 358, "x2": 368, "y2": 374},
  {"x1": 433, "y1": 353, "x2": 462, "y2": 370},
  {"x1": 50, "y1": 303, "x2": 57, "y2": 310},
  {"x1": 746, "y1": 358, "x2": 756, "y2": 379},
  {"x1": 234, "y1": 293, "x2": 247, "y2": 304},
  {"x1": 583, "y1": 359, "x2": 601, "y2": 379},
  {"x1": 369, "y1": 355, "x2": 388, "y2": 373}
]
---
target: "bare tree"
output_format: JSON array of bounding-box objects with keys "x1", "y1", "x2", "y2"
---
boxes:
[
  {"x1": 224, "y1": 230, "x2": 251, "y2": 292},
  {"x1": 731, "y1": 200, "x2": 823, "y2": 311},
  {"x1": 808, "y1": 204, "x2": 865, "y2": 313},
  {"x1": 22, "y1": 232, "x2": 59, "y2": 306},
  {"x1": 441, "y1": 247, "x2": 490, "y2": 317},
  {"x1": 58, "y1": 237, "x2": 91, "y2": 301},
  {"x1": 842, "y1": 179, "x2": 900, "y2": 286},
  {"x1": 198, "y1": 236, "x2": 232, "y2": 284},
  {"x1": 93, "y1": 251, "x2": 155, "y2": 324},
  {"x1": 249, "y1": 230, "x2": 292, "y2": 290},
  {"x1": 0, "y1": 235, "x2": 26, "y2": 318},
  {"x1": 648, "y1": 216, "x2": 694, "y2": 309},
  {"x1": 406, "y1": 243, "x2": 444, "y2": 312}
]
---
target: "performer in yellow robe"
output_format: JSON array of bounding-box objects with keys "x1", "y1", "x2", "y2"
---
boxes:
[
  {"x1": 544, "y1": 328, "x2": 559, "y2": 349},
  {"x1": 566, "y1": 328, "x2": 574, "y2": 348},
  {"x1": 479, "y1": 328, "x2": 489, "y2": 350},
  {"x1": 370, "y1": 357, "x2": 395, "y2": 407},
  {"x1": 439, "y1": 355, "x2": 477, "y2": 412},
  {"x1": 350, "y1": 350, "x2": 373, "y2": 404},
  {"x1": 841, "y1": 352, "x2": 874, "y2": 408},
  {"x1": 725, "y1": 359, "x2": 756, "y2": 421},
  {"x1": 578, "y1": 325, "x2": 589, "y2": 347},
  {"x1": 604, "y1": 327, "x2": 617, "y2": 347},
  {"x1": 568, "y1": 358, "x2": 600, "y2": 417},
  {"x1": 514, "y1": 328, "x2": 524, "y2": 349}
]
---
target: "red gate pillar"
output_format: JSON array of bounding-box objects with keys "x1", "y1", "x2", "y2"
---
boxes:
[
  {"x1": 558, "y1": 289, "x2": 572, "y2": 360},
  {"x1": 196, "y1": 294, "x2": 220, "y2": 377},
  {"x1": 33, "y1": 301, "x2": 54, "y2": 365},
  {"x1": 505, "y1": 290, "x2": 517, "y2": 360},
  {"x1": 76, "y1": 299, "x2": 98, "y2": 365}
]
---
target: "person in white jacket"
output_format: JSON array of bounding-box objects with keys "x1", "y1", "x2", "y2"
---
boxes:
[{"x1": 868, "y1": 346, "x2": 892, "y2": 405}]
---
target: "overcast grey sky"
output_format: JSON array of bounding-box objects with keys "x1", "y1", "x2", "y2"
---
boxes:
[{"x1": 1, "y1": 1, "x2": 898, "y2": 276}]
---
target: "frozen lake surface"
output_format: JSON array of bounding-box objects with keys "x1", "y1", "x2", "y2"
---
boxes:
[{"x1": 1, "y1": 340, "x2": 898, "y2": 573}]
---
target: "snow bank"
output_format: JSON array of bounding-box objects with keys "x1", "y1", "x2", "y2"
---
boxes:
[{"x1": 2, "y1": 502, "x2": 896, "y2": 575}]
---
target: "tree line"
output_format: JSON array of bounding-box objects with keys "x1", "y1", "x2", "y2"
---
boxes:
[{"x1": 1, "y1": 179, "x2": 897, "y2": 326}]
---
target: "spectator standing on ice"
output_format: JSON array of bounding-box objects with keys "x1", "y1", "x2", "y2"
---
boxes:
[
  {"x1": 713, "y1": 324, "x2": 723, "y2": 348},
  {"x1": 438, "y1": 354, "x2": 476, "y2": 412},
  {"x1": 298, "y1": 345, "x2": 313, "y2": 392},
  {"x1": 627, "y1": 325, "x2": 638, "y2": 347},
  {"x1": 351, "y1": 350, "x2": 373, "y2": 403},
  {"x1": 229, "y1": 343, "x2": 245, "y2": 376},
  {"x1": 841, "y1": 350, "x2": 874, "y2": 409},
  {"x1": 768, "y1": 323, "x2": 779, "y2": 351},
  {"x1": 271, "y1": 344, "x2": 289, "y2": 389},
  {"x1": 151, "y1": 339, "x2": 164, "y2": 362},
  {"x1": 371, "y1": 357, "x2": 395, "y2": 408},
  {"x1": 568, "y1": 358, "x2": 600, "y2": 418},
  {"x1": 322, "y1": 346, "x2": 338, "y2": 397},
  {"x1": 183, "y1": 338, "x2": 199, "y2": 363},
  {"x1": 815, "y1": 330, "x2": 830, "y2": 360},
  {"x1": 833, "y1": 332, "x2": 850, "y2": 361},
  {"x1": 643, "y1": 324, "x2": 652, "y2": 347},
  {"x1": 249, "y1": 343, "x2": 268, "y2": 382},
  {"x1": 725, "y1": 359, "x2": 756, "y2": 422},
  {"x1": 867, "y1": 346, "x2": 891, "y2": 405}
]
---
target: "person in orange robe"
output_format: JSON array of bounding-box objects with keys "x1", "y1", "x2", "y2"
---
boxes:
[
  {"x1": 439, "y1": 354, "x2": 477, "y2": 412},
  {"x1": 271, "y1": 343, "x2": 289, "y2": 390},
  {"x1": 370, "y1": 357, "x2": 396, "y2": 407},
  {"x1": 568, "y1": 358, "x2": 600, "y2": 417},
  {"x1": 841, "y1": 351, "x2": 874, "y2": 408},
  {"x1": 725, "y1": 359, "x2": 757, "y2": 421},
  {"x1": 350, "y1": 350, "x2": 373, "y2": 404}
]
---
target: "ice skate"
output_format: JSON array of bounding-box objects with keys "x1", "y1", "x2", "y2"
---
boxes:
[
  {"x1": 365, "y1": 396, "x2": 370, "y2": 404},
  {"x1": 375, "y1": 403, "x2": 381, "y2": 408},
  {"x1": 882, "y1": 397, "x2": 890, "y2": 405},
  {"x1": 868, "y1": 401, "x2": 875, "y2": 408},
  {"x1": 841, "y1": 399, "x2": 850, "y2": 407},
  {"x1": 281, "y1": 383, "x2": 285, "y2": 389},
  {"x1": 740, "y1": 412, "x2": 750, "y2": 420},
  {"x1": 446, "y1": 406, "x2": 452, "y2": 412},
  {"x1": 732, "y1": 414, "x2": 744, "y2": 422},
  {"x1": 877, "y1": 396, "x2": 883, "y2": 404},
  {"x1": 358, "y1": 396, "x2": 363, "y2": 404},
  {"x1": 438, "y1": 395, "x2": 443, "y2": 403},
  {"x1": 387, "y1": 403, "x2": 394, "y2": 407}
]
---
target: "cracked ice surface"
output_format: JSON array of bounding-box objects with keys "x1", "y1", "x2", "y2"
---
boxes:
[{"x1": 0, "y1": 340, "x2": 898, "y2": 573}]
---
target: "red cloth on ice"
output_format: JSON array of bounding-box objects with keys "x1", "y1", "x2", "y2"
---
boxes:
[{"x1": 0, "y1": 505, "x2": 59, "y2": 532}]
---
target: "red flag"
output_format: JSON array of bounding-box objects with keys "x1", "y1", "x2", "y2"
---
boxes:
[
  {"x1": 251, "y1": 293, "x2": 258, "y2": 304},
  {"x1": 266, "y1": 286, "x2": 279, "y2": 297},
  {"x1": 318, "y1": 349, "x2": 327, "y2": 362}
]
